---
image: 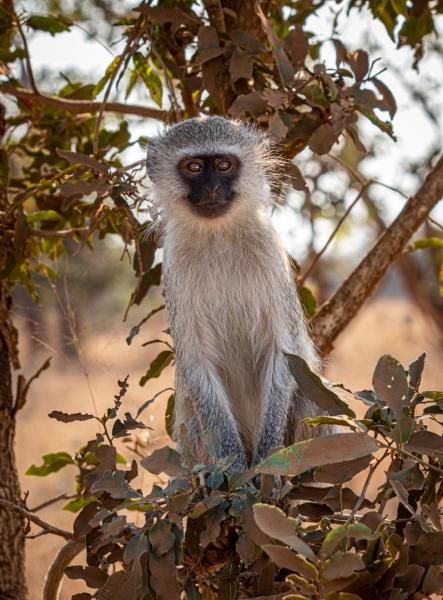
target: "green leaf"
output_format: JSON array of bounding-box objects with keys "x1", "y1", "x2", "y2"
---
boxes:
[
  {"x1": 25, "y1": 452, "x2": 74, "y2": 476},
  {"x1": 63, "y1": 497, "x2": 97, "y2": 513},
  {"x1": 136, "y1": 387, "x2": 173, "y2": 419},
  {"x1": 0, "y1": 48, "x2": 26, "y2": 63},
  {"x1": 26, "y1": 210, "x2": 61, "y2": 223},
  {"x1": 392, "y1": 414, "x2": 414, "y2": 445},
  {"x1": 407, "y1": 237, "x2": 443, "y2": 251},
  {"x1": 93, "y1": 56, "x2": 121, "y2": 98},
  {"x1": 300, "y1": 286, "x2": 317, "y2": 317},
  {"x1": 133, "y1": 53, "x2": 163, "y2": 107},
  {"x1": 357, "y1": 105, "x2": 396, "y2": 140},
  {"x1": 139, "y1": 350, "x2": 173, "y2": 387},
  {"x1": 256, "y1": 432, "x2": 378, "y2": 477},
  {"x1": 322, "y1": 523, "x2": 378, "y2": 556},
  {"x1": 27, "y1": 15, "x2": 71, "y2": 36},
  {"x1": 423, "y1": 391, "x2": 443, "y2": 400},
  {"x1": 286, "y1": 354, "x2": 356, "y2": 417},
  {"x1": 165, "y1": 393, "x2": 175, "y2": 440}
]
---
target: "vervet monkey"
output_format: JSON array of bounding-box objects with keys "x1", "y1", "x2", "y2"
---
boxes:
[{"x1": 146, "y1": 116, "x2": 323, "y2": 472}]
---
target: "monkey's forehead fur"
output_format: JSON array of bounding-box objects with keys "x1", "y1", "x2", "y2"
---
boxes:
[{"x1": 146, "y1": 116, "x2": 279, "y2": 178}]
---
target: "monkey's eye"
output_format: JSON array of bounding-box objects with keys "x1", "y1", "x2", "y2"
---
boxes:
[
  {"x1": 188, "y1": 163, "x2": 203, "y2": 172},
  {"x1": 217, "y1": 161, "x2": 231, "y2": 171}
]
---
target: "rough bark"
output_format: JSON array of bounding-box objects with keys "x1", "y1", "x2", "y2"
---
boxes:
[
  {"x1": 311, "y1": 154, "x2": 443, "y2": 354},
  {"x1": 0, "y1": 283, "x2": 27, "y2": 599},
  {"x1": 203, "y1": 0, "x2": 226, "y2": 31}
]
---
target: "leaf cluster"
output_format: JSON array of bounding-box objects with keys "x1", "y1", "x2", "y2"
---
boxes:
[{"x1": 26, "y1": 351, "x2": 443, "y2": 600}]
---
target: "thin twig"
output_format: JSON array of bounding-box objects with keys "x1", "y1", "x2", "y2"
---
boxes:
[
  {"x1": 93, "y1": 17, "x2": 143, "y2": 154},
  {"x1": 298, "y1": 181, "x2": 372, "y2": 287},
  {"x1": 429, "y1": 215, "x2": 443, "y2": 232},
  {"x1": 0, "y1": 498, "x2": 73, "y2": 540},
  {"x1": 15, "y1": 10, "x2": 39, "y2": 94},
  {"x1": 144, "y1": 23, "x2": 182, "y2": 122},
  {"x1": 346, "y1": 449, "x2": 389, "y2": 523},
  {"x1": 30, "y1": 493, "x2": 77, "y2": 513},
  {"x1": 28, "y1": 228, "x2": 88, "y2": 238}
]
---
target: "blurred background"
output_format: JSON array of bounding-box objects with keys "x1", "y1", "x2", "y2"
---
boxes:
[{"x1": 3, "y1": 0, "x2": 443, "y2": 597}]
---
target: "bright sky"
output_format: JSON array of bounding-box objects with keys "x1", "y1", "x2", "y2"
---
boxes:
[{"x1": 16, "y1": 2, "x2": 443, "y2": 261}]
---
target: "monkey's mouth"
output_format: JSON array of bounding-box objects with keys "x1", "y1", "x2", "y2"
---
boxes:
[{"x1": 189, "y1": 199, "x2": 233, "y2": 218}]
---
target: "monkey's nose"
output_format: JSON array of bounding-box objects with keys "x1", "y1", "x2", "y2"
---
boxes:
[{"x1": 204, "y1": 185, "x2": 219, "y2": 195}]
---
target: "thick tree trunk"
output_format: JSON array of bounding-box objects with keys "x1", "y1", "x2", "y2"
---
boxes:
[{"x1": 0, "y1": 283, "x2": 27, "y2": 599}]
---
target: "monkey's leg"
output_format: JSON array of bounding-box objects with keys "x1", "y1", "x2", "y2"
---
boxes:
[
  {"x1": 252, "y1": 360, "x2": 293, "y2": 467},
  {"x1": 178, "y1": 368, "x2": 249, "y2": 471}
]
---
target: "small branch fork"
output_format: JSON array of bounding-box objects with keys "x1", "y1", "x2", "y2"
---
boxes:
[{"x1": 0, "y1": 498, "x2": 73, "y2": 540}]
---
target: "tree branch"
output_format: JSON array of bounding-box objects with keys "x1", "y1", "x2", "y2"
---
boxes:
[
  {"x1": 42, "y1": 539, "x2": 84, "y2": 600},
  {"x1": 0, "y1": 82, "x2": 166, "y2": 120},
  {"x1": 203, "y1": 0, "x2": 226, "y2": 31},
  {"x1": 28, "y1": 228, "x2": 88, "y2": 238},
  {"x1": 0, "y1": 498, "x2": 73, "y2": 540},
  {"x1": 311, "y1": 154, "x2": 443, "y2": 353}
]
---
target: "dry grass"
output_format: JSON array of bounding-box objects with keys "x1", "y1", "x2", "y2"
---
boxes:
[{"x1": 12, "y1": 297, "x2": 443, "y2": 599}]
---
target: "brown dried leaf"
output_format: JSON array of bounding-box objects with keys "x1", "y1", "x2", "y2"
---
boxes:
[
  {"x1": 332, "y1": 39, "x2": 347, "y2": 67},
  {"x1": 65, "y1": 566, "x2": 108, "y2": 589},
  {"x1": 315, "y1": 454, "x2": 372, "y2": 485},
  {"x1": 193, "y1": 47, "x2": 226, "y2": 66},
  {"x1": 90, "y1": 470, "x2": 140, "y2": 499},
  {"x1": 262, "y1": 88, "x2": 287, "y2": 109},
  {"x1": 254, "y1": 1, "x2": 294, "y2": 83},
  {"x1": 201, "y1": 499, "x2": 229, "y2": 548},
  {"x1": 236, "y1": 531, "x2": 255, "y2": 566},
  {"x1": 262, "y1": 545, "x2": 318, "y2": 580},
  {"x1": 97, "y1": 571, "x2": 128, "y2": 600},
  {"x1": 230, "y1": 48, "x2": 253, "y2": 81},
  {"x1": 231, "y1": 495, "x2": 270, "y2": 547},
  {"x1": 372, "y1": 78, "x2": 397, "y2": 118},
  {"x1": 422, "y1": 564, "x2": 443, "y2": 595},
  {"x1": 229, "y1": 90, "x2": 267, "y2": 118},
  {"x1": 284, "y1": 26, "x2": 309, "y2": 67},
  {"x1": 409, "y1": 531, "x2": 443, "y2": 568},
  {"x1": 308, "y1": 123, "x2": 340, "y2": 155},
  {"x1": 230, "y1": 30, "x2": 269, "y2": 54},
  {"x1": 149, "y1": 548, "x2": 181, "y2": 600},
  {"x1": 60, "y1": 180, "x2": 98, "y2": 200},
  {"x1": 149, "y1": 519, "x2": 175, "y2": 556},
  {"x1": 73, "y1": 501, "x2": 99, "y2": 541},
  {"x1": 404, "y1": 430, "x2": 443, "y2": 456},
  {"x1": 324, "y1": 552, "x2": 365, "y2": 580},
  {"x1": 56, "y1": 148, "x2": 108, "y2": 174},
  {"x1": 101, "y1": 516, "x2": 127, "y2": 543},
  {"x1": 140, "y1": 446, "x2": 185, "y2": 477},
  {"x1": 397, "y1": 564, "x2": 425, "y2": 594},
  {"x1": 198, "y1": 25, "x2": 219, "y2": 49},
  {"x1": 348, "y1": 50, "x2": 369, "y2": 81},
  {"x1": 372, "y1": 354, "x2": 408, "y2": 417},
  {"x1": 269, "y1": 111, "x2": 289, "y2": 140},
  {"x1": 49, "y1": 411, "x2": 94, "y2": 423},
  {"x1": 253, "y1": 504, "x2": 316, "y2": 560},
  {"x1": 296, "y1": 502, "x2": 334, "y2": 520}
]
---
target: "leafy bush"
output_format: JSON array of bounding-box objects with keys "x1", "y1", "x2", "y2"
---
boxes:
[{"x1": 28, "y1": 351, "x2": 443, "y2": 599}]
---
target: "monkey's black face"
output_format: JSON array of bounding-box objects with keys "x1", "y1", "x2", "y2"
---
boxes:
[{"x1": 178, "y1": 154, "x2": 239, "y2": 218}]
